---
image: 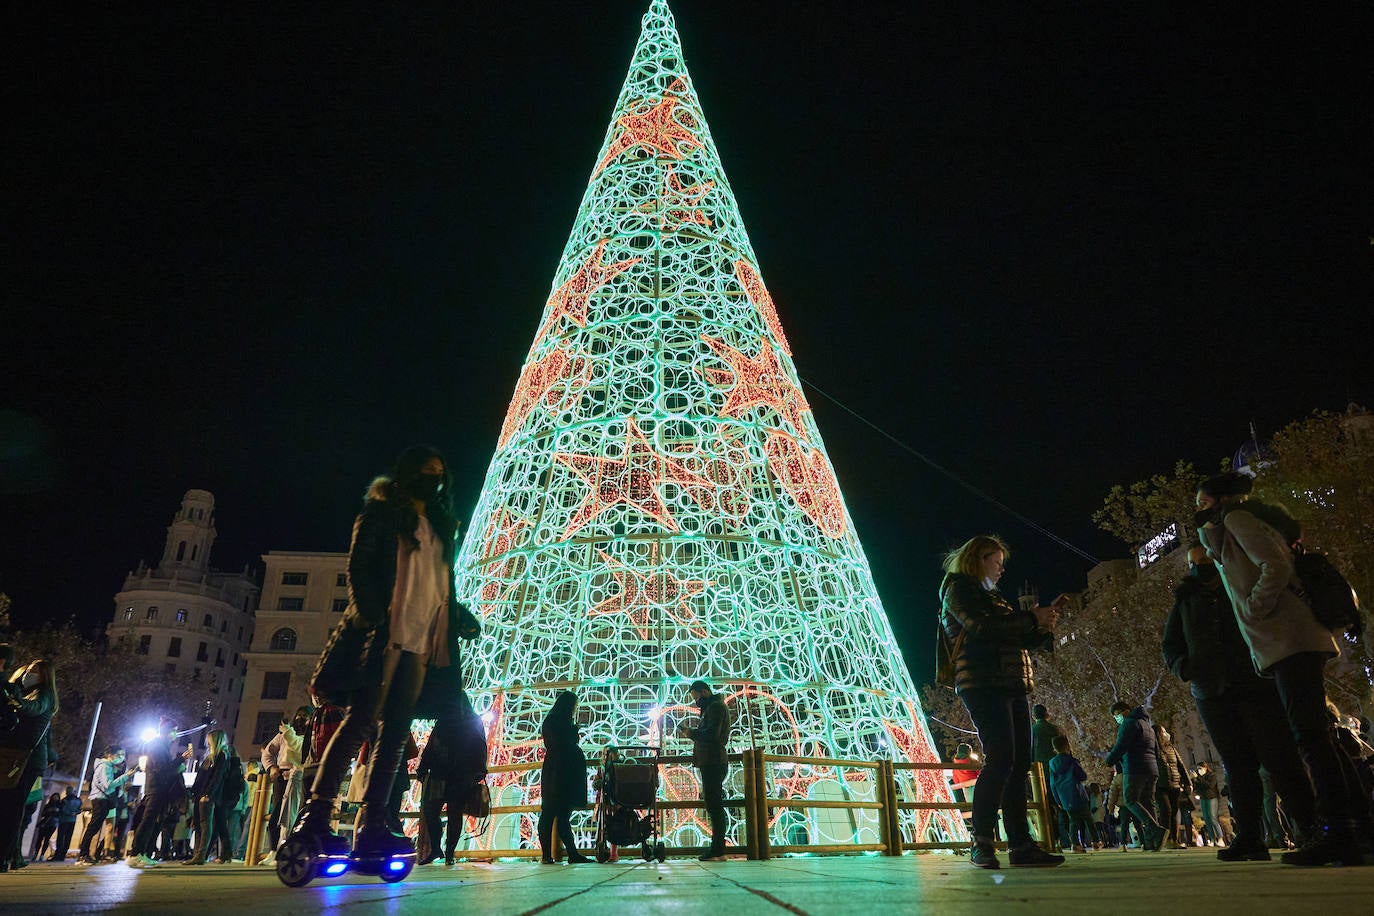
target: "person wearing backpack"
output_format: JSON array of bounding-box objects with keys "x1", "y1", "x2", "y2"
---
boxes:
[{"x1": 1196, "y1": 472, "x2": 1370, "y2": 866}]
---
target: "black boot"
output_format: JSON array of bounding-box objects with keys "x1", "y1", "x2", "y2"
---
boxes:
[
  {"x1": 354, "y1": 804, "x2": 414, "y2": 859},
  {"x1": 1217, "y1": 836, "x2": 1271, "y2": 862},
  {"x1": 1008, "y1": 842, "x2": 1065, "y2": 867},
  {"x1": 1281, "y1": 820, "x2": 1368, "y2": 867},
  {"x1": 286, "y1": 798, "x2": 348, "y2": 856}
]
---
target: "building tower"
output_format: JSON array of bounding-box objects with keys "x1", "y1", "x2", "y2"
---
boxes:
[
  {"x1": 108, "y1": 490, "x2": 259, "y2": 745},
  {"x1": 448, "y1": 0, "x2": 961, "y2": 853}
]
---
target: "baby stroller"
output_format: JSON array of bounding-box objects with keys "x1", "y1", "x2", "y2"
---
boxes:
[{"x1": 593, "y1": 746, "x2": 665, "y2": 862}]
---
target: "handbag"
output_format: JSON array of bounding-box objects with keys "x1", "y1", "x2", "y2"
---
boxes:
[
  {"x1": 311, "y1": 618, "x2": 386, "y2": 706},
  {"x1": 462, "y1": 780, "x2": 491, "y2": 819}
]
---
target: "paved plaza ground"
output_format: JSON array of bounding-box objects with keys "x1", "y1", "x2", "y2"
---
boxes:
[{"x1": 2, "y1": 847, "x2": 1371, "y2": 915}]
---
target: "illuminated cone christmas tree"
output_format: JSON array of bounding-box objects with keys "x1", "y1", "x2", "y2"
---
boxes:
[{"x1": 453, "y1": 0, "x2": 963, "y2": 851}]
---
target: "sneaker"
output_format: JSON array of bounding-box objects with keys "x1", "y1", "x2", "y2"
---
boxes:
[
  {"x1": 697, "y1": 852, "x2": 727, "y2": 862},
  {"x1": 1217, "y1": 841, "x2": 1271, "y2": 862},
  {"x1": 969, "y1": 842, "x2": 1000, "y2": 869},
  {"x1": 1072, "y1": 843, "x2": 1088, "y2": 853},
  {"x1": 126, "y1": 854, "x2": 159, "y2": 869},
  {"x1": 1008, "y1": 844, "x2": 1065, "y2": 867},
  {"x1": 74, "y1": 856, "x2": 97, "y2": 866}
]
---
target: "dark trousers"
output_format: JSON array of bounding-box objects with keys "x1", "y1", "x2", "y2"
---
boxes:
[
  {"x1": 265, "y1": 773, "x2": 288, "y2": 848},
  {"x1": 700, "y1": 763, "x2": 727, "y2": 853},
  {"x1": 1195, "y1": 678, "x2": 1316, "y2": 844},
  {"x1": 538, "y1": 803, "x2": 580, "y2": 861},
  {"x1": 420, "y1": 793, "x2": 445, "y2": 861},
  {"x1": 1121, "y1": 772, "x2": 1161, "y2": 831},
  {"x1": 959, "y1": 688, "x2": 1032, "y2": 846},
  {"x1": 1155, "y1": 787, "x2": 1180, "y2": 842},
  {"x1": 130, "y1": 792, "x2": 173, "y2": 858},
  {"x1": 311, "y1": 648, "x2": 427, "y2": 816},
  {"x1": 1061, "y1": 808, "x2": 1094, "y2": 847},
  {"x1": 78, "y1": 799, "x2": 113, "y2": 859},
  {"x1": 0, "y1": 761, "x2": 41, "y2": 866},
  {"x1": 1270, "y1": 652, "x2": 1354, "y2": 826},
  {"x1": 53, "y1": 820, "x2": 77, "y2": 859}
]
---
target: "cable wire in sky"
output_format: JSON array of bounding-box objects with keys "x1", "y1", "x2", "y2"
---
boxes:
[{"x1": 799, "y1": 375, "x2": 1101, "y2": 566}]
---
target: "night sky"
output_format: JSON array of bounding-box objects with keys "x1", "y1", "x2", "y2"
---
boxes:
[{"x1": 5, "y1": 1, "x2": 1370, "y2": 687}]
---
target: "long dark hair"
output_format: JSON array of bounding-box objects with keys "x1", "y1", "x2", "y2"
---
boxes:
[{"x1": 369, "y1": 444, "x2": 457, "y2": 551}]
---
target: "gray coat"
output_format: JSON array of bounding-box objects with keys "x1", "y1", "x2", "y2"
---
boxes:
[{"x1": 1199, "y1": 505, "x2": 1338, "y2": 673}]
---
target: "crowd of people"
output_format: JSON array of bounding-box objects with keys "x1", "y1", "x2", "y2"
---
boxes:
[
  {"x1": 940, "y1": 470, "x2": 1373, "y2": 869},
  {"x1": 4, "y1": 452, "x2": 1370, "y2": 875}
]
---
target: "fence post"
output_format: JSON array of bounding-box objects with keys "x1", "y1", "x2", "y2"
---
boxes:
[
  {"x1": 875, "y1": 760, "x2": 896, "y2": 856},
  {"x1": 243, "y1": 769, "x2": 272, "y2": 866},
  {"x1": 753, "y1": 752, "x2": 771, "y2": 861},
  {"x1": 741, "y1": 750, "x2": 759, "y2": 860},
  {"x1": 1030, "y1": 762, "x2": 1055, "y2": 853}
]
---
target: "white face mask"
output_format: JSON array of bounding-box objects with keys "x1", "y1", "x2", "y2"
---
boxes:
[
  {"x1": 21, "y1": 668, "x2": 40, "y2": 688},
  {"x1": 982, "y1": 577, "x2": 998, "y2": 591},
  {"x1": 1113, "y1": 714, "x2": 1125, "y2": 725}
]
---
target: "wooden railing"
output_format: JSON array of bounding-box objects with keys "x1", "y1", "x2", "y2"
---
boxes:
[{"x1": 240, "y1": 753, "x2": 1057, "y2": 863}]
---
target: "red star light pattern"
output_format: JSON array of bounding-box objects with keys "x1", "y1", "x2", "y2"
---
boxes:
[
  {"x1": 734, "y1": 259, "x2": 791, "y2": 357},
  {"x1": 499, "y1": 346, "x2": 593, "y2": 447},
  {"x1": 476, "y1": 508, "x2": 533, "y2": 617},
  {"x1": 640, "y1": 164, "x2": 713, "y2": 230},
  {"x1": 588, "y1": 542, "x2": 709, "y2": 639},
  {"x1": 883, "y1": 703, "x2": 962, "y2": 842},
  {"x1": 596, "y1": 78, "x2": 704, "y2": 174},
  {"x1": 701, "y1": 335, "x2": 812, "y2": 439},
  {"x1": 554, "y1": 418, "x2": 722, "y2": 538},
  {"x1": 764, "y1": 432, "x2": 847, "y2": 539},
  {"x1": 531, "y1": 240, "x2": 642, "y2": 351}
]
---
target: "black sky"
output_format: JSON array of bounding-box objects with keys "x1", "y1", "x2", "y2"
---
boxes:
[{"x1": 4, "y1": 1, "x2": 1371, "y2": 687}]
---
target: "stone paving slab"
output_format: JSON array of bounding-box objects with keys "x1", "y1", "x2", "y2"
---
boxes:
[{"x1": 1, "y1": 848, "x2": 1371, "y2": 915}]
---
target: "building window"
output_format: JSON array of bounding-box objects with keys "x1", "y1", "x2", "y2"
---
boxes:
[
  {"x1": 228, "y1": 678, "x2": 235, "y2": 695},
  {"x1": 261, "y1": 671, "x2": 291, "y2": 700},
  {"x1": 277, "y1": 597, "x2": 304, "y2": 612},
  {"x1": 145, "y1": 606, "x2": 159, "y2": 622},
  {"x1": 191, "y1": 544, "x2": 198, "y2": 561},
  {"x1": 137, "y1": 635, "x2": 151, "y2": 655},
  {"x1": 164, "y1": 663, "x2": 177, "y2": 677},
  {"x1": 220, "y1": 620, "x2": 227, "y2": 633},
  {"x1": 215, "y1": 648, "x2": 225, "y2": 668},
  {"x1": 123, "y1": 607, "x2": 133, "y2": 621},
  {"x1": 232, "y1": 652, "x2": 238, "y2": 667},
  {"x1": 269, "y1": 628, "x2": 297, "y2": 652},
  {"x1": 281, "y1": 572, "x2": 308, "y2": 586},
  {"x1": 331, "y1": 598, "x2": 348, "y2": 613},
  {"x1": 176, "y1": 541, "x2": 186, "y2": 561},
  {"x1": 176, "y1": 608, "x2": 188, "y2": 624},
  {"x1": 167, "y1": 637, "x2": 182, "y2": 658},
  {"x1": 253, "y1": 712, "x2": 281, "y2": 745},
  {"x1": 197, "y1": 641, "x2": 209, "y2": 662},
  {"x1": 335, "y1": 573, "x2": 348, "y2": 588},
  {"x1": 200, "y1": 613, "x2": 212, "y2": 629},
  {"x1": 237, "y1": 627, "x2": 244, "y2": 642}
]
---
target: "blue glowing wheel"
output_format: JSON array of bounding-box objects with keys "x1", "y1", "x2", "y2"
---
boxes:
[
  {"x1": 378, "y1": 856, "x2": 413, "y2": 883},
  {"x1": 275, "y1": 836, "x2": 321, "y2": 888}
]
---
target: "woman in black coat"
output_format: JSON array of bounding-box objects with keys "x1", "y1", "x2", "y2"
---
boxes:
[
  {"x1": 539, "y1": 691, "x2": 590, "y2": 864},
  {"x1": 940, "y1": 536, "x2": 1065, "y2": 870},
  {"x1": 0, "y1": 659, "x2": 58, "y2": 872}
]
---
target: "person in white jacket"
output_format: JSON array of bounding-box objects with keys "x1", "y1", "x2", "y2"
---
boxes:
[
  {"x1": 1195, "y1": 472, "x2": 1363, "y2": 867},
  {"x1": 260, "y1": 708, "x2": 309, "y2": 851}
]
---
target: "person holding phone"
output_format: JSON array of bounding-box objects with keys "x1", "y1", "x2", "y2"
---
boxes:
[{"x1": 939, "y1": 535, "x2": 1065, "y2": 869}]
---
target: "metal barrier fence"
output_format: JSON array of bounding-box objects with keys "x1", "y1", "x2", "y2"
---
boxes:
[{"x1": 239, "y1": 753, "x2": 1057, "y2": 863}]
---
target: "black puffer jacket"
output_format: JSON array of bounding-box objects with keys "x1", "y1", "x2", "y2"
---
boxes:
[
  {"x1": 939, "y1": 573, "x2": 1051, "y2": 694},
  {"x1": 346, "y1": 481, "x2": 480, "y2": 660},
  {"x1": 1161, "y1": 574, "x2": 1259, "y2": 699},
  {"x1": 1104, "y1": 707, "x2": 1159, "y2": 776}
]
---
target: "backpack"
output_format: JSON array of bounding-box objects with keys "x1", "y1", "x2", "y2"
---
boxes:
[
  {"x1": 1239, "y1": 501, "x2": 1361, "y2": 636},
  {"x1": 1294, "y1": 549, "x2": 1362, "y2": 636},
  {"x1": 221, "y1": 753, "x2": 247, "y2": 803}
]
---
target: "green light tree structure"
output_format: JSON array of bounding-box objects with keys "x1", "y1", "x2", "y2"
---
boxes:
[{"x1": 451, "y1": 0, "x2": 963, "y2": 853}]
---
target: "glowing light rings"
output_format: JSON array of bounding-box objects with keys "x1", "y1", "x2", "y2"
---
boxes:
[{"x1": 451, "y1": 0, "x2": 964, "y2": 853}]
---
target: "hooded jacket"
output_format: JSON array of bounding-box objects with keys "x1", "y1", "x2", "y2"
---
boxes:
[
  {"x1": 1047, "y1": 753, "x2": 1091, "y2": 814},
  {"x1": 1198, "y1": 505, "x2": 1337, "y2": 673},
  {"x1": 939, "y1": 573, "x2": 1052, "y2": 694},
  {"x1": 686, "y1": 692, "x2": 730, "y2": 767},
  {"x1": 346, "y1": 479, "x2": 480, "y2": 665},
  {"x1": 1103, "y1": 707, "x2": 1158, "y2": 776},
  {"x1": 1162, "y1": 573, "x2": 1259, "y2": 699}
]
